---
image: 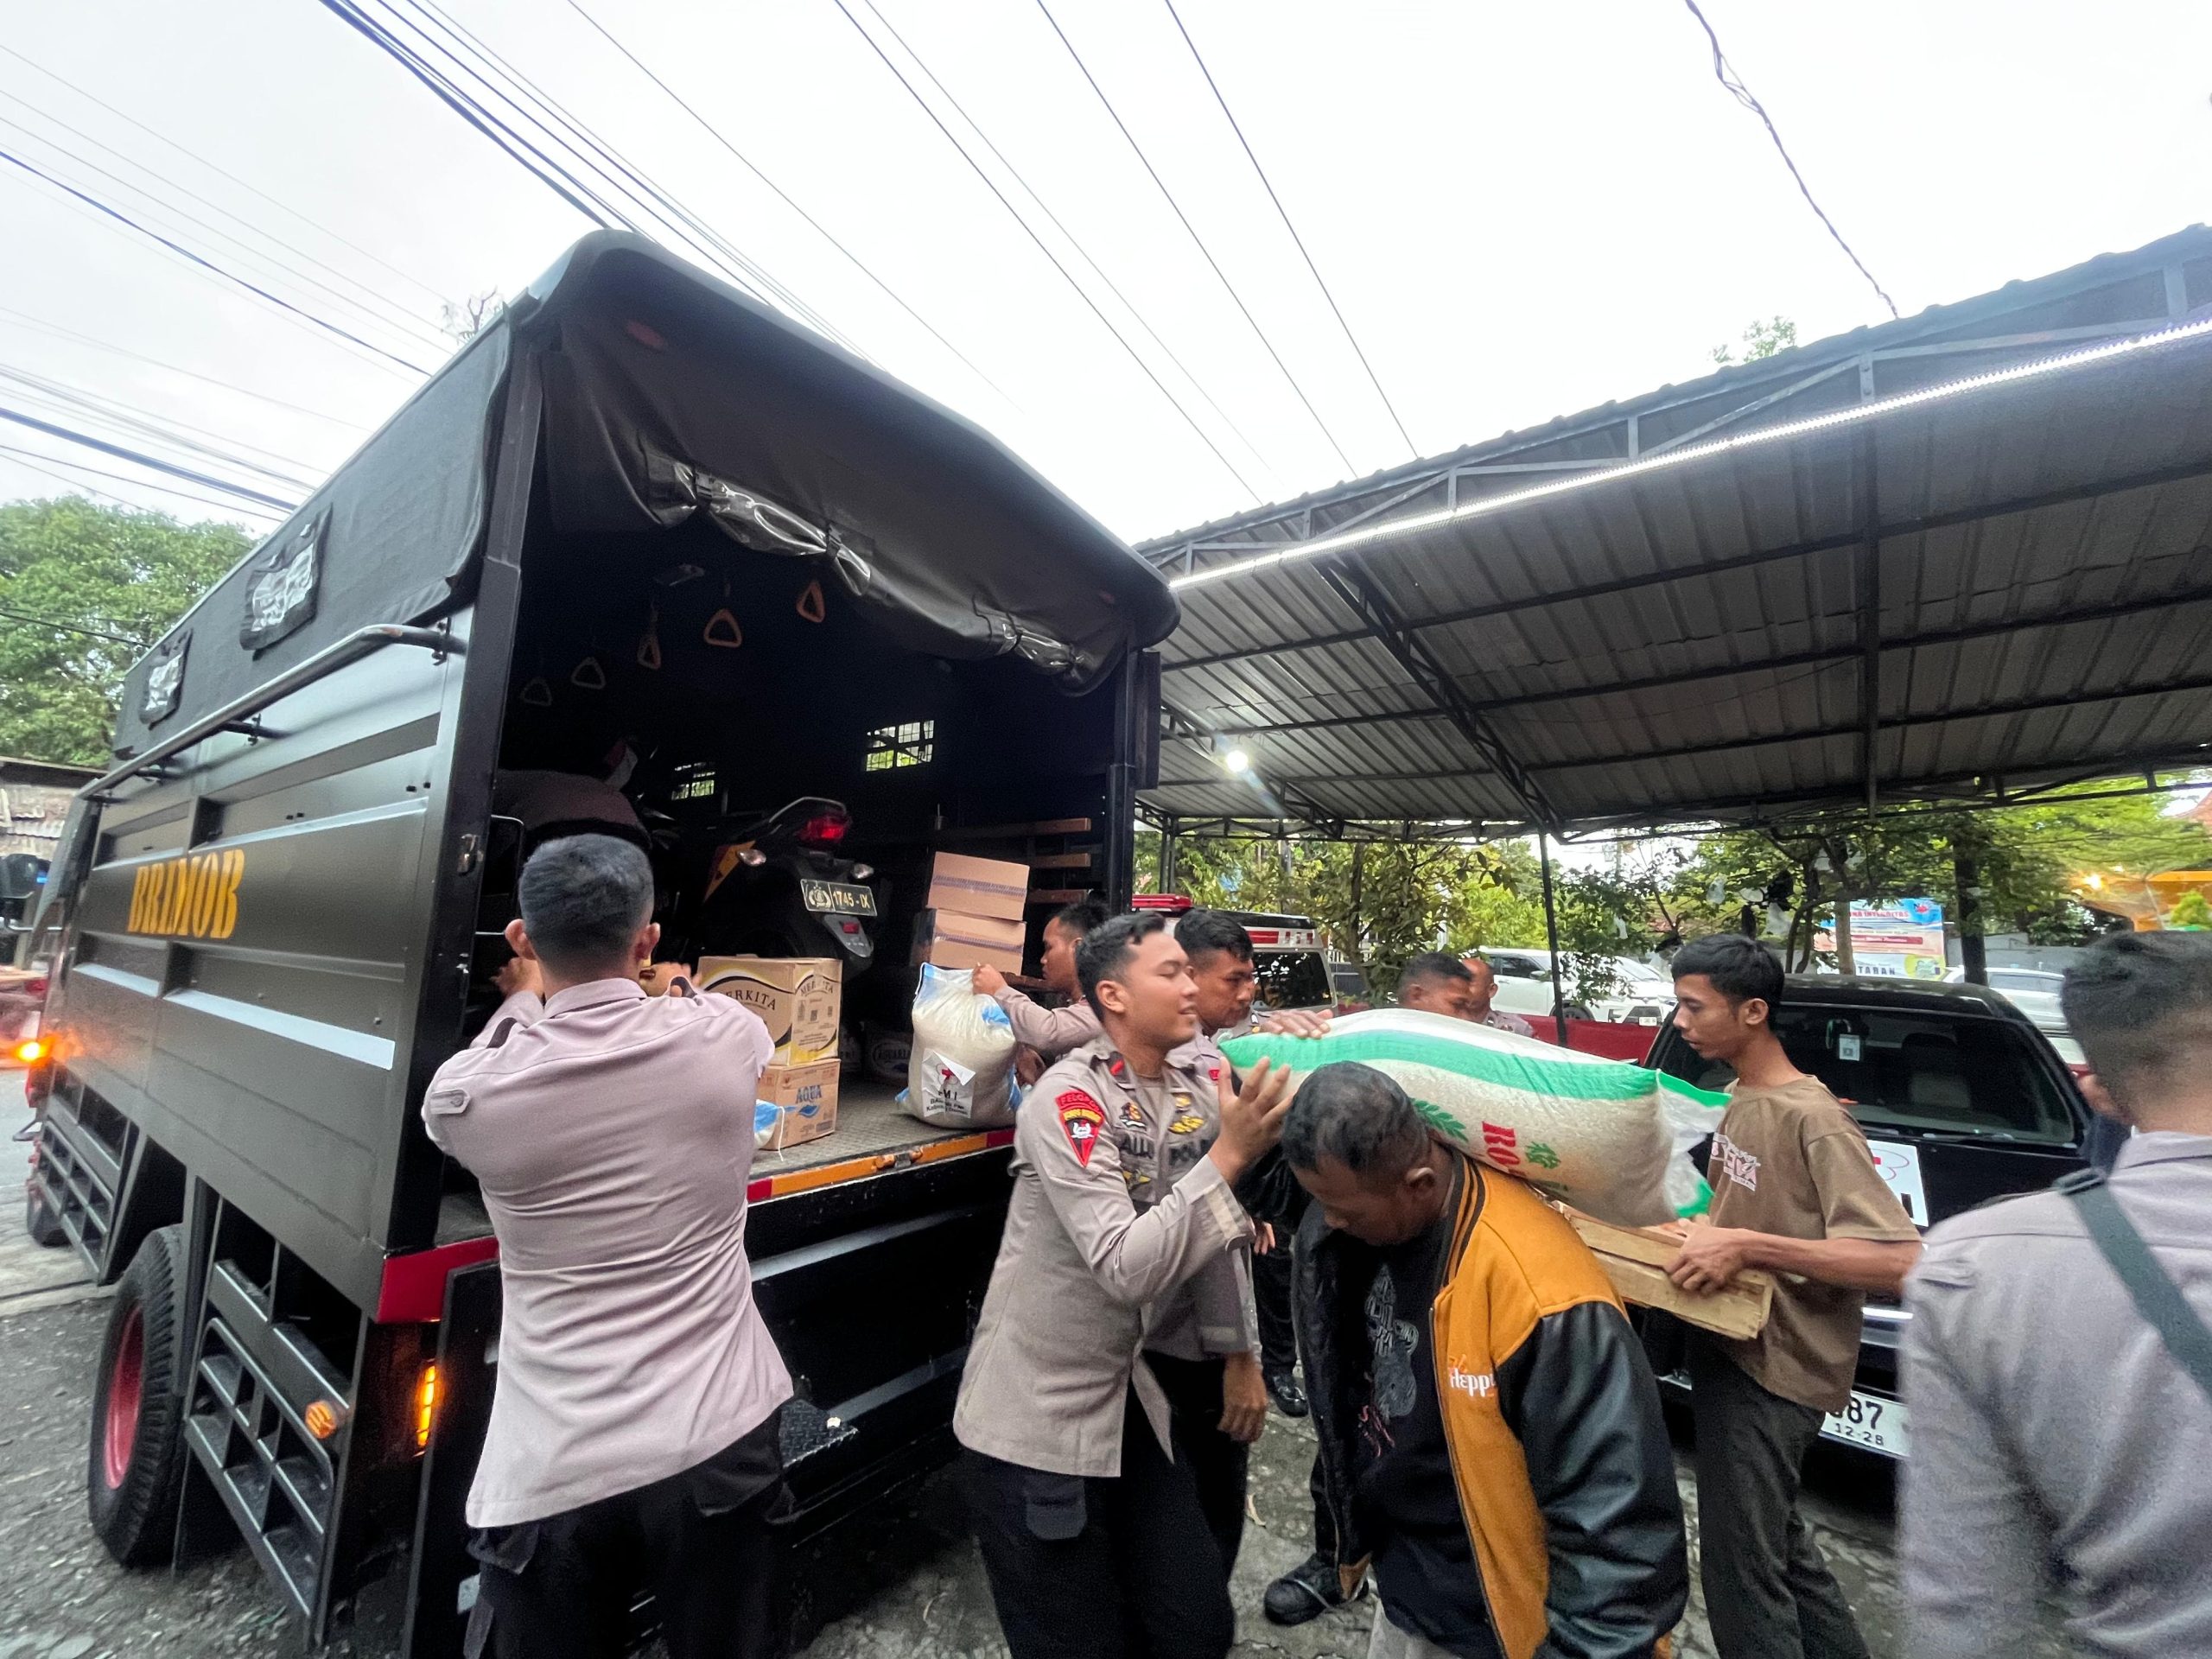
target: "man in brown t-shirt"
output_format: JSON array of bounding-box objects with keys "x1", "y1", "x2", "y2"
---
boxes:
[{"x1": 1663, "y1": 935, "x2": 1921, "y2": 1659}]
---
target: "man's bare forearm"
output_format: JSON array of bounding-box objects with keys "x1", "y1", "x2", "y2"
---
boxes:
[{"x1": 1747, "y1": 1233, "x2": 1921, "y2": 1294}]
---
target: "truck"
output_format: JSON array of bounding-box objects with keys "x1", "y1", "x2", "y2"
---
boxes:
[{"x1": 16, "y1": 232, "x2": 1175, "y2": 1654}]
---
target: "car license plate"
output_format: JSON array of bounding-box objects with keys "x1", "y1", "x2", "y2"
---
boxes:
[
  {"x1": 801, "y1": 880, "x2": 876, "y2": 917},
  {"x1": 1821, "y1": 1389, "x2": 1907, "y2": 1458}
]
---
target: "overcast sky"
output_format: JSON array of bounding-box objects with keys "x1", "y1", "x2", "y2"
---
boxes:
[{"x1": 3, "y1": 0, "x2": 2209, "y2": 547}]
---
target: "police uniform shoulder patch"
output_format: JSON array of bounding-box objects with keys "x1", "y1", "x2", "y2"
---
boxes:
[{"x1": 1056, "y1": 1090, "x2": 1106, "y2": 1167}]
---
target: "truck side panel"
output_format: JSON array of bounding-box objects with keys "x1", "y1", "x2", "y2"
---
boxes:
[{"x1": 44, "y1": 638, "x2": 462, "y2": 1306}]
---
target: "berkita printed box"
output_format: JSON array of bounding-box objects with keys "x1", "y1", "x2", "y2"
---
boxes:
[
  {"x1": 924, "y1": 853, "x2": 1030, "y2": 922},
  {"x1": 696, "y1": 957, "x2": 842, "y2": 1064},
  {"x1": 757, "y1": 1059, "x2": 839, "y2": 1149}
]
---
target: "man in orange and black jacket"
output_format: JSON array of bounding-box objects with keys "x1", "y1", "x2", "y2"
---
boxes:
[{"x1": 1284, "y1": 1063, "x2": 1687, "y2": 1659}]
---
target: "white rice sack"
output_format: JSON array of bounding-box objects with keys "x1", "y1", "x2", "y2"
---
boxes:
[
  {"x1": 1221, "y1": 1008, "x2": 1728, "y2": 1226},
  {"x1": 901, "y1": 963, "x2": 1020, "y2": 1128}
]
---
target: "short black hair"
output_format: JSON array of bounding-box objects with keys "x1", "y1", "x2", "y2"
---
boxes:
[
  {"x1": 1050, "y1": 899, "x2": 1111, "y2": 939},
  {"x1": 1175, "y1": 908, "x2": 1253, "y2": 967},
  {"x1": 1282, "y1": 1063, "x2": 1429, "y2": 1179},
  {"x1": 518, "y1": 834, "x2": 654, "y2": 976},
  {"x1": 2062, "y1": 931, "x2": 2212, "y2": 1109},
  {"x1": 1077, "y1": 911, "x2": 1173, "y2": 1017},
  {"x1": 1399, "y1": 951, "x2": 1472, "y2": 992},
  {"x1": 1671, "y1": 932, "x2": 1783, "y2": 1012}
]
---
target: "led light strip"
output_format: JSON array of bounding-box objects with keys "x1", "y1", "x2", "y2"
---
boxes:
[{"x1": 1169, "y1": 314, "x2": 2212, "y2": 593}]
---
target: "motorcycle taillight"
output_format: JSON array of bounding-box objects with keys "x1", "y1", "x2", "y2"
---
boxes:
[{"x1": 799, "y1": 815, "x2": 849, "y2": 846}]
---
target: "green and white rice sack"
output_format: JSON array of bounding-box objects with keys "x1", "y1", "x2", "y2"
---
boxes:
[{"x1": 1221, "y1": 1008, "x2": 1728, "y2": 1227}]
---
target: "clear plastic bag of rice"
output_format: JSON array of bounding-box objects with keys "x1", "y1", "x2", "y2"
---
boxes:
[
  {"x1": 900, "y1": 964, "x2": 1020, "y2": 1128},
  {"x1": 1221, "y1": 1008, "x2": 1726, "y2": 1226}
]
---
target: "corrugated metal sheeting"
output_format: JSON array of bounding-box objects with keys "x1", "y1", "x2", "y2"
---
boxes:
[{"x1": 1141, "y1": 228, "x2": 2212, "y2": 835}]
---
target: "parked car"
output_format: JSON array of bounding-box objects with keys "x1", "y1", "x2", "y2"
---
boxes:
[
  {"x1": 1468, "y1": 948, "x2": 1668, "y2": 1023},
  {"x1": 1643, "y1": 975, "x2": 2091, "y2": 1460}
]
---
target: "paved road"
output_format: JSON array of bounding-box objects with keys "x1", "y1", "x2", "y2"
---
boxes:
[{"x1": 0, "y1": 1116, "x2": 2069, "y2": 1658}]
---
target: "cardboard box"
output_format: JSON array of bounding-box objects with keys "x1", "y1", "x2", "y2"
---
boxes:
[
  {"x1": 697, "y1": 957, "x2": 842, "y2": 1064},
  {"x1": 757, "y1": 1058, "x2": 839, "y2": 1149},
  {"x1": 925, "y1": 852, "x2": 1031, "y2": 923},
  {"x1": 1565, "y1": 1211, "x2": 1774, "y2": 1341},
  {"x1": 924, "y1": 909, "x2": 1027, "y2": 975}
]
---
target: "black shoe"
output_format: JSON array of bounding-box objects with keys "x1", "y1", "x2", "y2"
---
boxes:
[
  {"x1": 1263, "y1": 1552, "x2": 1362, "y2": 1626},
  {"x1": 1265, "y1": 1370, "x2": 1308, "y2": 1418}
]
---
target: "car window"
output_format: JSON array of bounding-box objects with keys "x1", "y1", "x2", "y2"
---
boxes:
[
  {"x1": 1651, "y1": 1005, "x2": 2078, "y2": 1144},
  {"x1": 1484, "y1": 954, "x2": 1546, "y2": 980},
  {"x1": 1989, "y1": 970, "x2": 2061, "y2": 993},
  {"x1": 1254, "y1": 950, "x2": 1332, "y2": 1011}
]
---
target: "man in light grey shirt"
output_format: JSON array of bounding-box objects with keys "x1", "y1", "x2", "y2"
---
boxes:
[
  {"x1": 424, "y1": 836, "x2": 790, "y2": 1659},
  {"x1": 1903, "y1": 931, "x2": 2212, "y2": 1658}
]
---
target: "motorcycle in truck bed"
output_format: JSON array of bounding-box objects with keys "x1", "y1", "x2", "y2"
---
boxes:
[{"x1": 17, "y1": 232, "x2": 1174, "y2": 1655}]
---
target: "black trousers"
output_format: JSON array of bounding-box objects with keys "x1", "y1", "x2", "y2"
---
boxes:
[
  {"x1": 963, "y1": 1387, "x2": 1235, "y2": 1659},
  {"x1": 1687, "y1": 1335, "x2": 1872, "y2": 1659},
  {"x1": 1145, "y1": 1351, "x2": 1249, "y2": 1570},
  {"x1": 467, "y1": 1417, "x2": 787, "y2": 1659}
]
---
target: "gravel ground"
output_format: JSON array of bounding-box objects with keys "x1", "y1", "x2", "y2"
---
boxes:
[{"x1": 0, "y1": 1122, "x2": 2069, "y2": 1659}]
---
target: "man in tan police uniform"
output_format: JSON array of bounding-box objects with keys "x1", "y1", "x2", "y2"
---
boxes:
[
  {"x1": 956, "y1": 911, "x2": 1293, "y2": 1659},
  {"x1": 423, "y1": 835, "x2": 791, "y2": 1659}
]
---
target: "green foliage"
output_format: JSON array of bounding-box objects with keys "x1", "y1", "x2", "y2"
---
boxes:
[
  {"x1": 1712, "y1": 316, "x2": 1800, "y2": 367},
  {"x1": 0, "y1": 497, "x2": 250, "y2": 764},
  {"x1": 2168, "y1": 890, "x2": 2212, "y2": 931}
]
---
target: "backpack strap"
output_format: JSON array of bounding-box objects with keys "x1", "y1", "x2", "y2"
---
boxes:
[{"x1": 2056, "y1": 1168, "x2": 2212, "y2": 1408}]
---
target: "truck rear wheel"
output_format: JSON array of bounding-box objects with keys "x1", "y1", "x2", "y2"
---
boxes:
[{"x1": 87, "y1": 1224, "x2": 189, "y2": 1566}]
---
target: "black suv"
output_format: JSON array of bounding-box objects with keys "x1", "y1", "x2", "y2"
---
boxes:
[{"x1": 1644, "y1": 975, "x2": 2090, "y2": 1459}]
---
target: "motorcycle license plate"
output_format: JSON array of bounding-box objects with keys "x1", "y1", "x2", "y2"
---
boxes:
[{"x1": 802, "y1": 880, "x2": 876, "y2": 917}]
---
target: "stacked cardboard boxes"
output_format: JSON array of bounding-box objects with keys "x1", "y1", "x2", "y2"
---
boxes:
[
  {"x1": 918, "y1": 852, "x2": 1030, "y2": 976},
  {"x1": 698, "y1": 956, "x2": 842, "y2": 1148}
]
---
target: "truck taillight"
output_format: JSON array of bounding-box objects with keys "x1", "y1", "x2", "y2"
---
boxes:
[
  {"x1": 415, "y1": 1363, "x2": 441, "y2": 1452},
  {"x1": 12, "y1": 1037, "x2": 47, "y2": 1065},
  {"x1": 24, "y1": 976, "x2": 46, "y2": 1001}
]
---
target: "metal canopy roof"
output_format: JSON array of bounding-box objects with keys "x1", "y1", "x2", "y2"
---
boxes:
[{"x1": 1139, "y1": 227, "x2": 2212, "y2": 838}]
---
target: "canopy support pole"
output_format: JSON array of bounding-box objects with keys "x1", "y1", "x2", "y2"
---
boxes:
[{"x1": 1539, "y1": 834, "x2": 1568, "y2": 1047}]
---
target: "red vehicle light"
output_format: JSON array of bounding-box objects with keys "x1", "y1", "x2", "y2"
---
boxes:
[
  {"x1": 1132, "y1": 894, "x2": 1193, "y2": 913},
  {"x1": 800, "y1": 814, "x2": 849, "y2": 845},
  {"x1": 24, "y1": 976, "x2": 47, "y2": 1001}
]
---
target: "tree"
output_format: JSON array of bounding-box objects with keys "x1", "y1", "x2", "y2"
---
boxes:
[
  {"x1": 441, "y1": 289, "x2": 504, "y2": 344},
  {"x1": 1712, "y1": 315, "x2": 1799, "y2": 367},
  {"x1": 0, "y1": 497, "x2": 251, "y2": 764}
]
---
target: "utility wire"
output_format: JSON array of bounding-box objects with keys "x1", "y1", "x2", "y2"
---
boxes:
[
  {"x1": 565, "y1": 0, "x2": 1014, "y2": 406},
  {"x1": 1032, "y1": 0, "x2": 1357, "y2": 476},
  {"x1": 830, "y1": 0, "x2": 1259, "y2": 502},
  {"x1": 0, "y1": 601, "x2": 152, "y2": 648},
  {"x1": 851, "y1": 0, "x2": 1269, "y2": 479},
  {"x1": 0, "y1": 406, "x2": 300, "y2": 511},
  {"x1": 0, "y1": 442, "x2": 288, "y2": 519},
  {"x1": 403, "y1": 0, "x2": 852, "y2": 347},
  {"x1": 0, "y1": 104, "x2": 450, "y2": 356},
  {"x1": 0, "y1": 41, "x2": 457, "y2": 312},
  {"x1": 0, "y1": 306, "x2": 371, "y2": 433},
  {"x1": 1160, "y1": 0, "x2": 1415, "y2": 457},
  {"x1": 1679, "y1": 0, "x2": 1897, "y2": 319},
  {"x1": 0, "y1": 365, "x2": 323, "y2": 487},
  {"x1": 0, "y1": 146, "x2": 435, "y2": 375}
]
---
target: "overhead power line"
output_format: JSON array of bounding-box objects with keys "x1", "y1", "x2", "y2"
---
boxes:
[
  {"x1": 0, "y1": 364, "x2": 322, "y2": 487},
  {"x1": 0, "y1": 145, "x2": 436, "y2": 375},
  {"x1": 1679, "y1": 0, "x2": 1898, "y2": 319},
  {"x1": 830, "y1": 0, "x2": 1259, "y2": 503},
  {"x1": 0, "y1": 601, "x2": 153, "y2": 647},
  {"x1": 564, "y1": 0, "x2": 1013, "y2": 407},
  {"x1": 850, "y1": 0, "x2": 1270, "y2": 480},
  {"x1": 0, "y1": 305, "x2": 371, "y2": 433},
  {"x1": 0, "y1": 405, "x2": 300, "y2": 511},
  {"x1": 0, "y1": 41, "x2": 456, "y2": 313},
  {"x1": 1159, "y1": 0, "x2": 1415, "y2": 458},
  {"x1": 0, "y1": 101, "x2": 450, "y2": 357},
  {"x1": 0, "y1": 441, "x2": 288, "y2": 519},
  {"x1": 1031, "y1": 0, "x2": 1357, "y2": 477}
]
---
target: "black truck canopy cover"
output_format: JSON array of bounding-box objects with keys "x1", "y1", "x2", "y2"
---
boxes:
[{"x1": 112, "y1": 232, "x2": 1179, "y2": 755}]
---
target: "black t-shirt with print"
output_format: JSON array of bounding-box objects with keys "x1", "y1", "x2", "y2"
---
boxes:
[{"x1": 1351, "y1": 1166, "x2": 1500, "y2": 1659}]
